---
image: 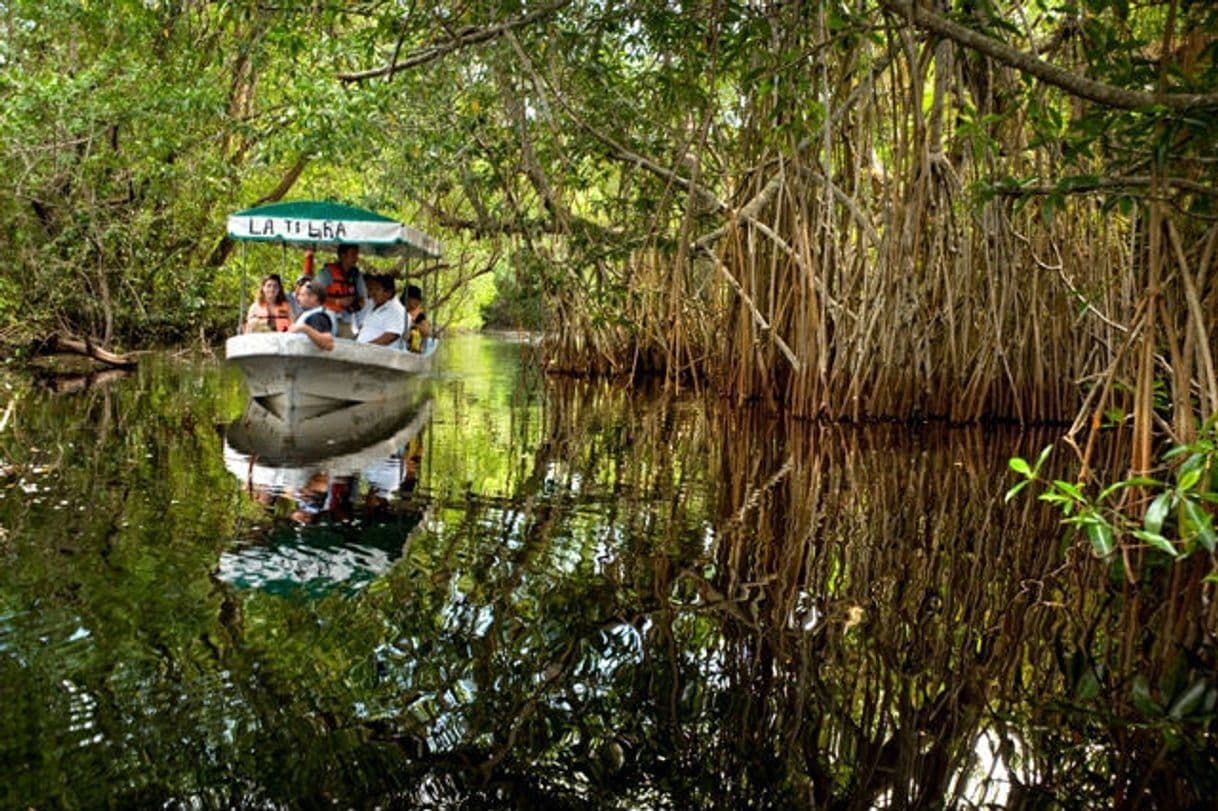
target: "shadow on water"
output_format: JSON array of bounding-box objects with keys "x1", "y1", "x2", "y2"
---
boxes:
[{"x1": 0, "y1": 337, "x2": 1213, "y2": 809}]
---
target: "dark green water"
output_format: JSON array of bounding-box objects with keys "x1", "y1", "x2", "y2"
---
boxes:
[{"x1": 0, "y1": 334, "x2": 1213, "y2": 809}]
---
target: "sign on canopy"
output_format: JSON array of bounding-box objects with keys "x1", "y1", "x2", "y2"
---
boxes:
[{"x1": 226, "y1": 201, "x2": 442, "y2": 259}]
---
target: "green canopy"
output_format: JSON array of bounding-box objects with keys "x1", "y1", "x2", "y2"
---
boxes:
[{"x1": 227, "y1": 201, "x2": 442, "y2": 259}]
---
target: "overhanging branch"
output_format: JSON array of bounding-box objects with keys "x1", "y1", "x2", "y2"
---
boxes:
[
  {"x1": 992, "y1": 175, "x2": 1218, "y2": 197},
  {"x1": 337, "y1": 1, "x2": 571, "y2": 83},
  {"x1": 880, "y1": 0, "x2": 1218, "y2": 111}
]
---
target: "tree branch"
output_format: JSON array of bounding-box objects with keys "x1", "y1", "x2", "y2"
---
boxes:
[
  {"x1": 206, "y1": 154, "x2": 310, "y2": 268},
  {"x1": 992, "y1": 174, "x2": 1218, "y2": 197},
  {"x1": 336, "y1": 1, "x2": 571, "y2": 83},
  {"x1": 413, "y1": 192, "x2": 626, "y2": 243},
  {"x1": 880, "y1": 0, "x2": 1218, "y2": 111}
]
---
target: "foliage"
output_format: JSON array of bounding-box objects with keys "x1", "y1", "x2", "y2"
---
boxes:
[
  {"x1": 481, "y1": 247, "x2": 546, "y2": 330},
  {"x1": 3, "y1": 1, "x2": 1217, "y2": 429},
  {"x1": 0, "y1": 1, "x2": 474, "y2": 344},
  {"x1": 1007, "y1": 420, "x2": 1218, "y2": 568},
  {"x1": 1004, "y1": 421, "x2": 1218, "y2": 807}
]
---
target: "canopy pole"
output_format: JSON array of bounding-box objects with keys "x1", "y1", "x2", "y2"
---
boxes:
[
  {"x1": 238, "y1": 243, "x2": 247, "y2": 333},
  {"x1": 429, "y1": 259, "x2": 437, "y2": 335}
]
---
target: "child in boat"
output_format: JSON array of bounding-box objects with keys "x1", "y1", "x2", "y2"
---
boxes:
[
  {"x1": 288, "y1": 275, "x2": 311, "y2": 320},
  {"x1": 404, "y1": 284, "x2": 429, "y2": 352}
]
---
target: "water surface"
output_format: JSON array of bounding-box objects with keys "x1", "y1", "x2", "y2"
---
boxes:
[{"x1": 0, "y1": 334, "x2": 1213, "y2": 809}]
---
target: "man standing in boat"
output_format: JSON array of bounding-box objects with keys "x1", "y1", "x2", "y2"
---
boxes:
[{"x1": 313, "y1": 243, "x2": 367, "y2": 339}]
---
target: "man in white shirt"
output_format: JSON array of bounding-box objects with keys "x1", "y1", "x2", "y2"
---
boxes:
[{"x1": 356, "y1": 274, "x2": 409, "y2": 350}]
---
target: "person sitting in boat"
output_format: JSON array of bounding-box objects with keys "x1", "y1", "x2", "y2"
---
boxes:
[
  {"x1": 403, "y1": 284, "x2": 430, "y2": 352},
  {"x1": 356, "y1": 274, "x2": 408, "y2": 349},
  {"x1": 288, "y1": 280, "x2": 335, "y2": 351},
  {"x1": 314, "y1": 244, "x2": 367, "y2": 340},
  {"x1": 242, "y1": 274, "x2": 293, "y2": 333},
  {"x1": 288, "y1": 275, "x2": 312, "y2": 320}
]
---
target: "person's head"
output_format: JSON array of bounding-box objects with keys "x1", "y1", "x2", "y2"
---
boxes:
[
  {"x1": 337, "y1": 243, "x2": 359, "y2": 270},
  {"x1": 258, "y1": 274, "x2": 285, "y2": 306},
  {"x1": 406, "y1": 284, "x2": 423, "y2": 308},
  {"x1": 366, "y1": 274, "x2": 395, "y2": 306},
  {"x1": 297, "y1": 280, "x2": 327, "y2": 310}
]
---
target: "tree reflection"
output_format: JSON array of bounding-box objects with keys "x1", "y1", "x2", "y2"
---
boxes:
[{"x1": 0, "y1": 346, "x2": 1214, "y2": 808}]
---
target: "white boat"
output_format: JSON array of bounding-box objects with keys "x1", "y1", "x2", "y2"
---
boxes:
[
  {"x1": 226, "y1": 332, "x2": 437, "y2": 419},
  {"x1": 223, "y1": 200, "x2": 443, "y2": 415}
]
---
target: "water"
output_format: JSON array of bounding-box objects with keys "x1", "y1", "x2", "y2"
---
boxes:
[{"x1": 0, "y1": 334, "x2": 1213, "y2": 809}]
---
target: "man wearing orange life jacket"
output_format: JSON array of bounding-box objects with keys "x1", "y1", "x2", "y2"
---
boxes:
[{"x1": 311, "y1": 244, "x2": 367, "y2": 339}]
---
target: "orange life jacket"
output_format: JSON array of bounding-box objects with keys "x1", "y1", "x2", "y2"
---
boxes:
[
  {"x1": 249, "y1": 300, "x2": 293, "y2": 332},
  {"x1": 320, "y1": 262, "x2": 358, "y2": 313}
]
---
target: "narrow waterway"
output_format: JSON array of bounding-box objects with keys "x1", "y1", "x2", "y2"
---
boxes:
[{"x1": 0, "y1": 334, "x2": 1212, "y2": 808}]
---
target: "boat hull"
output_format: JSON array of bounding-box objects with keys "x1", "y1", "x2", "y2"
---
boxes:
[{"x1": 225, "y1": 333, "x2": 436, "y2": 417}]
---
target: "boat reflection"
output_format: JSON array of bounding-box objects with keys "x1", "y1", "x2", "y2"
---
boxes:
[{"x1": 218, "y1": 394, "x2": 433, "y2": 597}]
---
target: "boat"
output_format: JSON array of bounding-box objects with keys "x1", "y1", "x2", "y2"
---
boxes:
[
  {"x1": 223, "y1": 200, "x2": 443, "y2": 416},
  {"x1": 226, "y1": 332, "x2": 437, "y2": 418}
]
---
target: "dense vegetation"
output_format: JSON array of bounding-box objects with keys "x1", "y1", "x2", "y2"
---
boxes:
[{"x1": 4, "y1": 0, "x2": 1215, "y2": 418}]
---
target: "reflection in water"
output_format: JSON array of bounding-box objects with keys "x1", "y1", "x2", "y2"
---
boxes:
[
  {"x1": 0, "y1": 337, "x2": 1213, "y2": 808},
  {"x1": 218, "y1": 397, "x2": 432, "y2": 597}
]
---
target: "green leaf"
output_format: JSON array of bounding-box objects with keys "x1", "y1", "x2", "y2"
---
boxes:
[
  {"x1": 1177, "y1": 468, "x2": 1202, "y2": 493},
  {"x1": 1099, "y1": 476, "x2": 1159, "y2": 502},
  {"x1": 1204, "y1": 572, "x2": 1218, "y2": 584},
  {"x1": 1144, "y1": 492, "x2": 1173, "y2": 534},
  {"x1": 1168, "y1": 680, "x2": 1208, "y2": 720},
  {"x1": 1177, "y1": 451, "x2": 1205, "y2": 475},
  {"x1": 1132, "y1": 529, "x2": 1177, "y2": 557},
  {"x1": 1041, "y1": 194, "x2": 1057, "y2": 225},
  {"x1": 1034, "y1": 444, "x2": 1054, "y2": 472},
  {"x1": 1181, "y1": 500, "x2": 1217, "y2": 552},
  {"x1": 1009, "y1": 457, "x2": 1032, "y2": 476},
  {"x1": 1085, "y1": 520, "x2": 1115, "y2": 557},
  {"x1": 1004, "y1": 480, "x2": 1030, "y2": 503},
  {"x1": 1131, "y1": 674, "x2": 1160, "y2": 715},
  {"x1": 1052, "y1": 480, "x2": 1084, "y2": 502},
  {"x1": 1076, "y1": 668, "x2": 1101, "y2": 701}
]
